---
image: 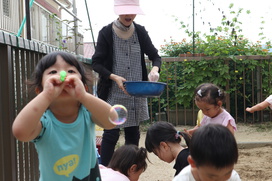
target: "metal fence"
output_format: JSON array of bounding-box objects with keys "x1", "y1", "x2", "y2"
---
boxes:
[
  {"x1": 0, "y1": 30, "x2": 90, "y2": 181},
  {"x1": 147, "y1": 56, "x2": 272, "y2": 126},
  {"x1": 1, "y1": 30, "x2": 272, "y2": 180}
]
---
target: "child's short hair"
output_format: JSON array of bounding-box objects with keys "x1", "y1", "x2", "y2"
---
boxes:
[
  {"x1": 108, "y1": 145, "x2": 148, "y2": 177},
  {"x1": 190, "y1": 124, "x2": 238, "y2": 168},
  {"x1": 29, "y1": 51, "x2": 90, "y2": 93},
  {"x1": 194, "y1": 83, "x2": 226, "y2": 106}
]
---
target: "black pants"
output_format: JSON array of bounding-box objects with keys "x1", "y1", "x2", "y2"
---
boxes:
[{"x1": 100, "y1": 126, "x2": 140, "y2": 166}]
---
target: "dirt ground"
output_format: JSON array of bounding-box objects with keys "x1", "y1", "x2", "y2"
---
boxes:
[{"x1": 118, "y1": 123, "x2": 272, "y2": 181}]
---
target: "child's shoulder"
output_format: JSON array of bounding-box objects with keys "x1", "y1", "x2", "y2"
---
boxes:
[{"x1": 221, "y1": 109, "x2": 235, "y2": 119}]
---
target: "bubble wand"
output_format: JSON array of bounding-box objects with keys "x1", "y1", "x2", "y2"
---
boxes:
[{"x1": 60, "y1": 71, "x2": 67, "y2": 82}]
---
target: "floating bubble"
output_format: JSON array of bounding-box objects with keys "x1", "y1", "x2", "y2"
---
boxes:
[{"x1": 109, "y1": 105, "x2": 127, "y2": 125}]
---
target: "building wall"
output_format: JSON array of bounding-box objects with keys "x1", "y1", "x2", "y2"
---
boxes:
[
  {"x1": 0, "y1": 0, "x2": 84, "y2": 55},
  {"x1": 0, "y1": 0, "x2": 21, "y2": 34},
  {"x1": 84, "y1": 42, "x2": 96, "y2": 59}
]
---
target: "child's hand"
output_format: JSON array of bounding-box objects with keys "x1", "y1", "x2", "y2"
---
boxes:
[
  {"x1": 184, "y1": 127, "x2": 198, "y2": 136},
  {"x1": 184, "y1": 129, "x2": 192, "y2": 136},
  {"x1": 42, "y1": 75, "x2": 66, "y2": 100},
  {"x1": 63, "y1": 75, "x2": 86, "y2": 100},
  {"x1": 245, "y1": 107, "x2": 254, "y2": 113}
]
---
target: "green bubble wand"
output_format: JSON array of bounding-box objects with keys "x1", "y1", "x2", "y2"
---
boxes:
[{"x1": 60, "y1": 71, "x2": 67, "y2": 82}]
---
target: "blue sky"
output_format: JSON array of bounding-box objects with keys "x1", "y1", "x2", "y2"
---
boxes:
[{"x1": 65, "y1": 0, "x2": 272, "y2": 51}]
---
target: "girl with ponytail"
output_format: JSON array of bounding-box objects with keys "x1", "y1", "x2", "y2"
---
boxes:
[{"x1": 145, "y1": 121, "x2": 191, "y2": 176}]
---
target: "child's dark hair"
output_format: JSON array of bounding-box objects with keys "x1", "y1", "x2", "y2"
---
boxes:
[
  {"x1": 194, "y1": 83, "x2": 226, "y2": 106},
  {"x1": 108, "y1": 145, "x2": 148, "y2": 177},
  {"x1": 190, "y1": 124, "x2": 238, "y2": 168},
  {"x1": 29, "y1": 51, "x2": 89, "y2": 93},
  {"x1": 145, "y1": 121, "x2": 191, "y2": 153}
]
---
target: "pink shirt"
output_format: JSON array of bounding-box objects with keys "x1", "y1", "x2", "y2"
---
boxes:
[
  {"x1": 200, "y1": 109, "x2": 237, "y2": 131},
  {"x1": 99, "y1": 165, "x2": 130, "y2": 181}
]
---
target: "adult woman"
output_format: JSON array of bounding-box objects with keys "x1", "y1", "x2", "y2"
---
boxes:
[{"x1": 91, "y1": 0, "x2": 161, "y2": 166}]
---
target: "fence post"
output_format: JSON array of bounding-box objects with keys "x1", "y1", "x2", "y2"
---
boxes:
[
  {"x1": 224, "y1": 59, "x2": 230, "y2": 112},
  {"x1": 0, "y1": 45, "x2": 17, "y2": 181},
  {"x1": 256, "y1": 64, "x2": 262, "y2": 122}
]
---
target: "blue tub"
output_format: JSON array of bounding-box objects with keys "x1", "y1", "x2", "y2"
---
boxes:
[{"x1": 124, "y1": 81, "x2": 167, "y2": 97}]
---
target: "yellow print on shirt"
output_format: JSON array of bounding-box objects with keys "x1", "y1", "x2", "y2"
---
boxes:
[{"x1": 53, "y1": 154, "x2": 79, "y2": 177}]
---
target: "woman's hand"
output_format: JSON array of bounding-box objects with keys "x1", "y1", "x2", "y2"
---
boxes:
[
  {"x1": 148, "y1": 66, "x2": 160, "y2": 82},
  {"x1": 110, "y1": 74, "x2": 127, "y2": 93}
]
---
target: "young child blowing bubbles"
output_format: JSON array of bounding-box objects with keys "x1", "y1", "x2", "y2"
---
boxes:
[{"x1": 12, "y1": 51, "x2": 117, "y2": 181}]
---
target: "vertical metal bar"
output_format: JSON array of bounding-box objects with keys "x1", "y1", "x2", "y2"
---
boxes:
[
  {"x1": 73, "y1": 0, "x2": 78, "y2": 54},
  {"x1": 234, "y1": 62, "x2": 238, "y2": 121},
  {"x1": 175, "y1": 63, "x2": 178, "y2": 125},
  {"x1": 260, "y1": 60, "x2": 263, "y2": 122},
  {"x1": 243, "y1": 64, "x2": 246, "y2": 123},
  {"x1": 15, "y1": 49, "x2": 24, "y2": 181},
  {"x1": 192, "y1": 0, "x2": 195, "y2": 54},
  {"x1": 256, "y1": 63, "x2": 261, "y2": 122},
  {"x1": 158, "y1": 96, "x2": 161, "y2": 121},
  {"x1": 166, "y1": 62, "x2": 170, "y2": 123},
  {"x1": 225, "y1": 59, "x2": 230, "y2": 112},
  {"x1": 22, "y1": 50, "x2": 31, "y2": 181},
  {"x1": 0, "y1": 46, "x2": 4, "y2": 181},
  {"x1": 25, "y1": 0, "x2": 32, "y2": 40},
  {"x1": 0, "y1": 45, "x2": 17, "y2": 181},
  {"x1": 28, "y1": 51, "x2": 40, "y2": 180},
  {"x1": 17, "y1": 0, "x2": 35, "y2": 37},
  {"x1": 269, "y1": 59, "x2": 272, "y2": 121},
  {"x1": 147, "y1": 62, "x2": 153, "y2": 123},
  {"x1": 84, "y1": 0, "x2": 96, "y2": 48},
  {"x1": 251, "y1": 68, "x2": 255, "y2": 123}
]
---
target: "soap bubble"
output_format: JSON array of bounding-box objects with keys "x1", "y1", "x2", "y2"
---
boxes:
[{"x1": 109, "y1": 105, "x2": 127, "y2": 125}]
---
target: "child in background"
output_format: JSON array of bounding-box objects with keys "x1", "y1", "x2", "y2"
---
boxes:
[
  {"x1": 246, "y1": 95, "x2": 272, "y2": 113},
  {"x1": 99, "y1": 144, "x2": 148, "y2": 181},
  {"x1": 145, "y1": 121, "x2": 191, "y2": 176},
  {"x1": 187, "y1": 83, "x2": 237, "y2": 135},
  {"x1": 12, "y1": 51, "x2": 116, "y2": 180},
  {"x1": 173, "y1": 124, "x2": 241, "y2": 181}
]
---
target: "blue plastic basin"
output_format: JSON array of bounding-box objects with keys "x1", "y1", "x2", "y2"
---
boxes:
[{"x1": 124, "y1": 81, "x2": 167, "y2": 97}]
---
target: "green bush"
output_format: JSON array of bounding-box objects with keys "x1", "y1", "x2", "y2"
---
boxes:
[{"x1": 154, "y1": 3, "x2": 272, "y2": 114}]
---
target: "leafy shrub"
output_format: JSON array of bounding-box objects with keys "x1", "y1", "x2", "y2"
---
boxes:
[{"x1": 154, "y1": 3, "x2": 272, "y2": 114}]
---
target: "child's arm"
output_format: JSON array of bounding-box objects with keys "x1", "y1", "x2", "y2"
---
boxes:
[
  {"x1": 184, "y1": 125, "x2": 199, "y2": 136},
  {"x1": 185, "y1": 110, "x2": 203, "y2": 136},
  {"x1": 12, "y1": 76, "x2": 65, "y2": 142},
  {"x1": 66, "y1": 75, "x2": 116, "y2": 129},
  {"x1": 12, "y1": 92, "x2": 50, "y2": 142},
  {"x1": 226, "y1": 122, "x2": 235, "y2": 135},
  {"x1": 80, "y1": 93, "x2": 116, "y2": 129},
  {"x1": 246, "y1": 101, "x2": 270, "y2": 113}
]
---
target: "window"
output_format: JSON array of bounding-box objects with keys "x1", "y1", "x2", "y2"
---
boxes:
[{"x1": 3, "y1": 0, "x2": 10, "y2": 17}]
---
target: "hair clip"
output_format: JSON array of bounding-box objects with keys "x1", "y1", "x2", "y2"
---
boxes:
[
  {"x1": 197, "y1": 89, "x2": 202, "y2": 97},
  {"x1": 175, "y1": 131, "x2": 180, "y2": 139},
  {"x1": 218, "y1": 89, "x2": 221, "y2": 96}
]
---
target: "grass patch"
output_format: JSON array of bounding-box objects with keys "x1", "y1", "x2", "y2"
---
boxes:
[
  {"x1": 141, "y1": 120, "x2": 272, "y2": 133},
  {"x1": 140, "y1": 121, "x2": 153, "y2": 132},
  {"x1": 250, "y1": 122, "x2": 272, "y2": 132}
]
